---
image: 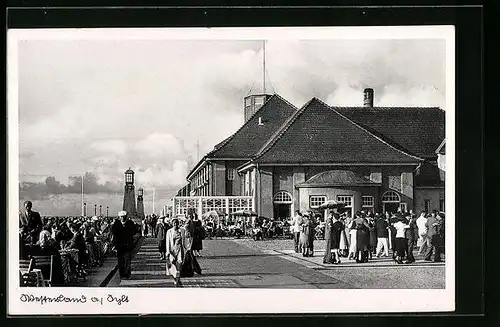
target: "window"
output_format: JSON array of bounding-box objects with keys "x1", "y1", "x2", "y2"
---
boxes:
[
  {"x1": 274, "y1": 191, "x2": 292, "y2": 203},
  {"x1": 227, "y1": 168, "x2": 235, "y2": 181},
  {"x1": 245, "y1": 97, "x2": 252, "y2": 106},
  {"x1": 255, "y1": 96, "x2": 265, "y2": 106},
  {"x1": 337, "y1": 195, "x2": 353, "y2": 218},
  {"x1": 439, "y1": 199, "x2": 445, "y2": 212},
  {"x1": 362, "y1": 196, "x2": 374, "y2": 208},
  {"x1": 309, "y1": 196, "x2": 327, "y2": 208},
  {"x1": 424, "y1": 199, "x2": 431, "y2": 213},
  {"x1": 381, "y1": 191, "x2": 401, "y2": 203},
  {"x1": 400, "y1": 202, "x2": 407, "y2": 212}
]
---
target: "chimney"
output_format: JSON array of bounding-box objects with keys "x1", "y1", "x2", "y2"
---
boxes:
[{"x1": 363, "y1": 88, "x2": 374, "y2": 107}]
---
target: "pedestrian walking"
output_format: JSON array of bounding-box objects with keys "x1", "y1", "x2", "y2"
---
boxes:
[
  {"x1": 375, "y1": 213, "x2": 390, "y2": 257},
  {"x1": 191, "y1": 213, "x2": 203, "y2": 257},
  {"x1": 393, "y1": 216, "x2": 410, "y2": 264},
  {"x1": 165, "y1": 218, "x2": 188, "y2": 287},
  {"x1": 323, "y1": 213, "x2": 334, "y2": 264},
  {"x1": 416, "y1": 211, "x2": 429, "y2": 255},
  {"x1": 291, "y1": 211, "x2": 303, "y2": 253},
  {"x1": 354, "y1": 213, "x2": 370, "y2": 263},
  {"x1": 348, "y1": 217, "x2": 357, "y2": 260},
  {"x1": 331, "y1": 213, "x2": 344, "y2": 264},
  {"x1": 368, "y1": 216, "x2": 377, "y2": 259},
  {"x1": 424, "y1": 210, "x2": 444, "y2": 262},
  {"x1": 156, "y1": 218, "x2": 167, "y2": 260},
  {"x1": 338, "y1": 214, "x2": 349, "y2": 257},
  {"x1": 405, "y1": 214, "x2": 418, "y2": 264},
  {"x1": 299, "y1": 214, "x2": 313, "y2": 257},
  {"x1": 111, "y1": 211, "x2": 137, "y2": 279}
]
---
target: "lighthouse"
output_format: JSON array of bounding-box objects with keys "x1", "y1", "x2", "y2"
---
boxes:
[{"x1": 122, "y1": 168, "x2": 137, "y2": 220}]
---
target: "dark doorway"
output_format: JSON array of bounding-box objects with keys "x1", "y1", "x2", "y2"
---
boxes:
[
  {"x1": 383, "y1": 202, "x2": 400, "y2": 214},
  {"x1": 274, "y1": 204, "x2": 291, "y2": 220}
]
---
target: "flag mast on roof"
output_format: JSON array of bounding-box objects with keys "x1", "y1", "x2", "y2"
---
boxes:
[
  {"x1": 243, "y1": 40, "x2": 272, "y2": 123},
  {"x1": 263, "y1": 40, "x2": 266, "y2": 94}
]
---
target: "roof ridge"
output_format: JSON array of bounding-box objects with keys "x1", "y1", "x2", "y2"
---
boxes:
[
  {"x1": 333, "y1": 106, "x2": 443, "y2": 110},
  {"x1": 252, "y1": 97, "x2": 316, "y2": 160},
  {"x1": 325, "y1": 101, "x2": 425, "y2": 161}
]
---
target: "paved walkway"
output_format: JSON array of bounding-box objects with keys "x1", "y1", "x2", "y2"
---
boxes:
[{"x1": 108, "y1": 237, "x2": 356, "y2": 289}]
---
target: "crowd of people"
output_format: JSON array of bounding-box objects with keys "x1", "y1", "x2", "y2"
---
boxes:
[
  {"x1": 19, "y1": 200, "x2": 140, "y2": 286},
  {"x1": 290, "y1": 208, "x2": 445, "y2": 265},
  {"x1": 140, "y1": 210, "x2": 203, "y2": 287}
]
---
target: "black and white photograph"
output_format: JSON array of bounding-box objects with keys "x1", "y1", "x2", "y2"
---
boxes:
[{"x1": 8, "y1": 26, "x2": 455, "y2": 314}]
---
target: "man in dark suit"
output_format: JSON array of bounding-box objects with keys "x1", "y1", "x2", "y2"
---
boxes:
[
  {"x1": 404, "y1": 214, "x2": 418, "y2": 264},
  {"x1": 21, "y1": 201, "x2": 43, "y2": 245},
  {"x1": 111, "y1": 211, "x2": 138, "y2": 278},
  {"x1": 424, "y1": 210, "x2": 444, "y2": 262}
]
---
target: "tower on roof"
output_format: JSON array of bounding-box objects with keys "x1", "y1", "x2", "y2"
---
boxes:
[{"x1": 244, "y1": 94, "x2": 272, "y2": 123}]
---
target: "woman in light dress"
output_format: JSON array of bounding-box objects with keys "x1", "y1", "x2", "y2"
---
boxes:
[
  {"x1": 338, "y1": 214, "x2": 350, "y2": 257},
  {"x1": 347, "y1": 216, "x2": 357, "y2": 260},
  {"x1": 165, "y1": 218, "x2": 188, "y2": 287}
]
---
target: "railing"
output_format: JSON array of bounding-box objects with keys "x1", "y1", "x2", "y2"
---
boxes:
[{"x1": 172, "y1": 196, "x2": 254, "y2": 218}]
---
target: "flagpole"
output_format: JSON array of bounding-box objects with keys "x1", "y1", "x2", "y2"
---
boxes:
[
  {"x1": 153, "y1": 187, "x2": 155, "y2": 215},
  {"x1": 81, "y1": 173, "x2": 84, "y2": 216}
]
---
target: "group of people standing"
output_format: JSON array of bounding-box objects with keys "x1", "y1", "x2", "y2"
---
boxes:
[
  {"x1": 291, "y1": 208, "x2": 445, "y2": 265},
  {"x1": 156, "y1": 210, "x2": 203, "y2": 287}
]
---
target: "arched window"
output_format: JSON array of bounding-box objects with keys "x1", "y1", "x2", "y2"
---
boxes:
[
  {"x1": 273, "y1": 191, "x2": 292, "y2": 204},
  {"x1": 381, "y1": 191, "x2": 401, "y2": 203}
]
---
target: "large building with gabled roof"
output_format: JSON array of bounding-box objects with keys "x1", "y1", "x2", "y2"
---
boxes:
[{"x1": 181, "y1": 89, "x2": 445, "y2": 219}]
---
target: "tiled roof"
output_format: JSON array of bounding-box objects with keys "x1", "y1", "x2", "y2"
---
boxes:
[
  {"x1": 253, "y1": 98, "x2": 423, "y2": 164},
  {"x1": 297, "y1": 170, "x2": 380, "y2": 187},
  {"x1": 334, "y1": 106, "x2": 445, "y2": 159},
  {"x1": 208, "y1": 94, "x2": 297, "y2": 158}
]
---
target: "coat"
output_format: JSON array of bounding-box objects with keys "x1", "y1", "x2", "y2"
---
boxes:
[
  {"x1": 425, "y1": 216, "x2": 439, "y2": 238},
  {"x1": 111, "y1": 219, "x2": 137, "y2": 252},
  {"x1": 156, "y1": 223, "x2": 167, "y2": 242},
  {"x1": 165, "y1": 227, "x2": 188, "y2": 277},
  {"x1": 165, "y1": 227, "x2": 187, "y2": 261}
]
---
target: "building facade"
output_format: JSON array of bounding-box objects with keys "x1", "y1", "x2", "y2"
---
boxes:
[{"x1": 178, "y1": 89, "x2": 445, "y2": 219}]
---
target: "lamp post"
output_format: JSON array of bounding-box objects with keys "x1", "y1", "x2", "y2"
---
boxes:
[
  {"x1": 106, "y1": 206, "x2": 109, "y2": 218},
  {"x1": 83, "y1": 202, "x2": 87, "y2": 217},
  {"x1": 94, "y1": 204, "x2": 97, "y2": 216},
  {"x1": 99, "y1": 205, "x2": 102, "y2": 216}
]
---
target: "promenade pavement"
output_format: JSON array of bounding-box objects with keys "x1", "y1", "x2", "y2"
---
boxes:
[{"x1": 107, "y1": 237, "x2": 445, "y2": 289}]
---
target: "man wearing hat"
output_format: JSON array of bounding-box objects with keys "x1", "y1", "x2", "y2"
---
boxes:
[{"x1": 111, "y1": 210, "x2": 137, "y2": 279}]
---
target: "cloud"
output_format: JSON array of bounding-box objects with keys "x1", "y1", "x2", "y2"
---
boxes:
[
  {"x1": 135, "y1": 160, "x2": 189, "y2": 187},
  {"x1": 134, "y1": 133, "x2": 184, "y2": 158},
  {"x1": 91, "y1": 140, "x2": 128, "y2": 156}
]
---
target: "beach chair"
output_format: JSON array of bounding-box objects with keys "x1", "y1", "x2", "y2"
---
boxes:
[{"x1": 31, "y1": 255, "x2": 53, "y2": 287}]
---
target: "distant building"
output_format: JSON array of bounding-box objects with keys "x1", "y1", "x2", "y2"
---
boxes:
[{"x1": 179, "y1": 89, "x2": 445, "y2": 218}]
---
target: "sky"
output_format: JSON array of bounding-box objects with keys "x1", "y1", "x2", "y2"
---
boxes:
[{"x1": 15, "y1": 31, "x2": 447, "y2": 215}]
